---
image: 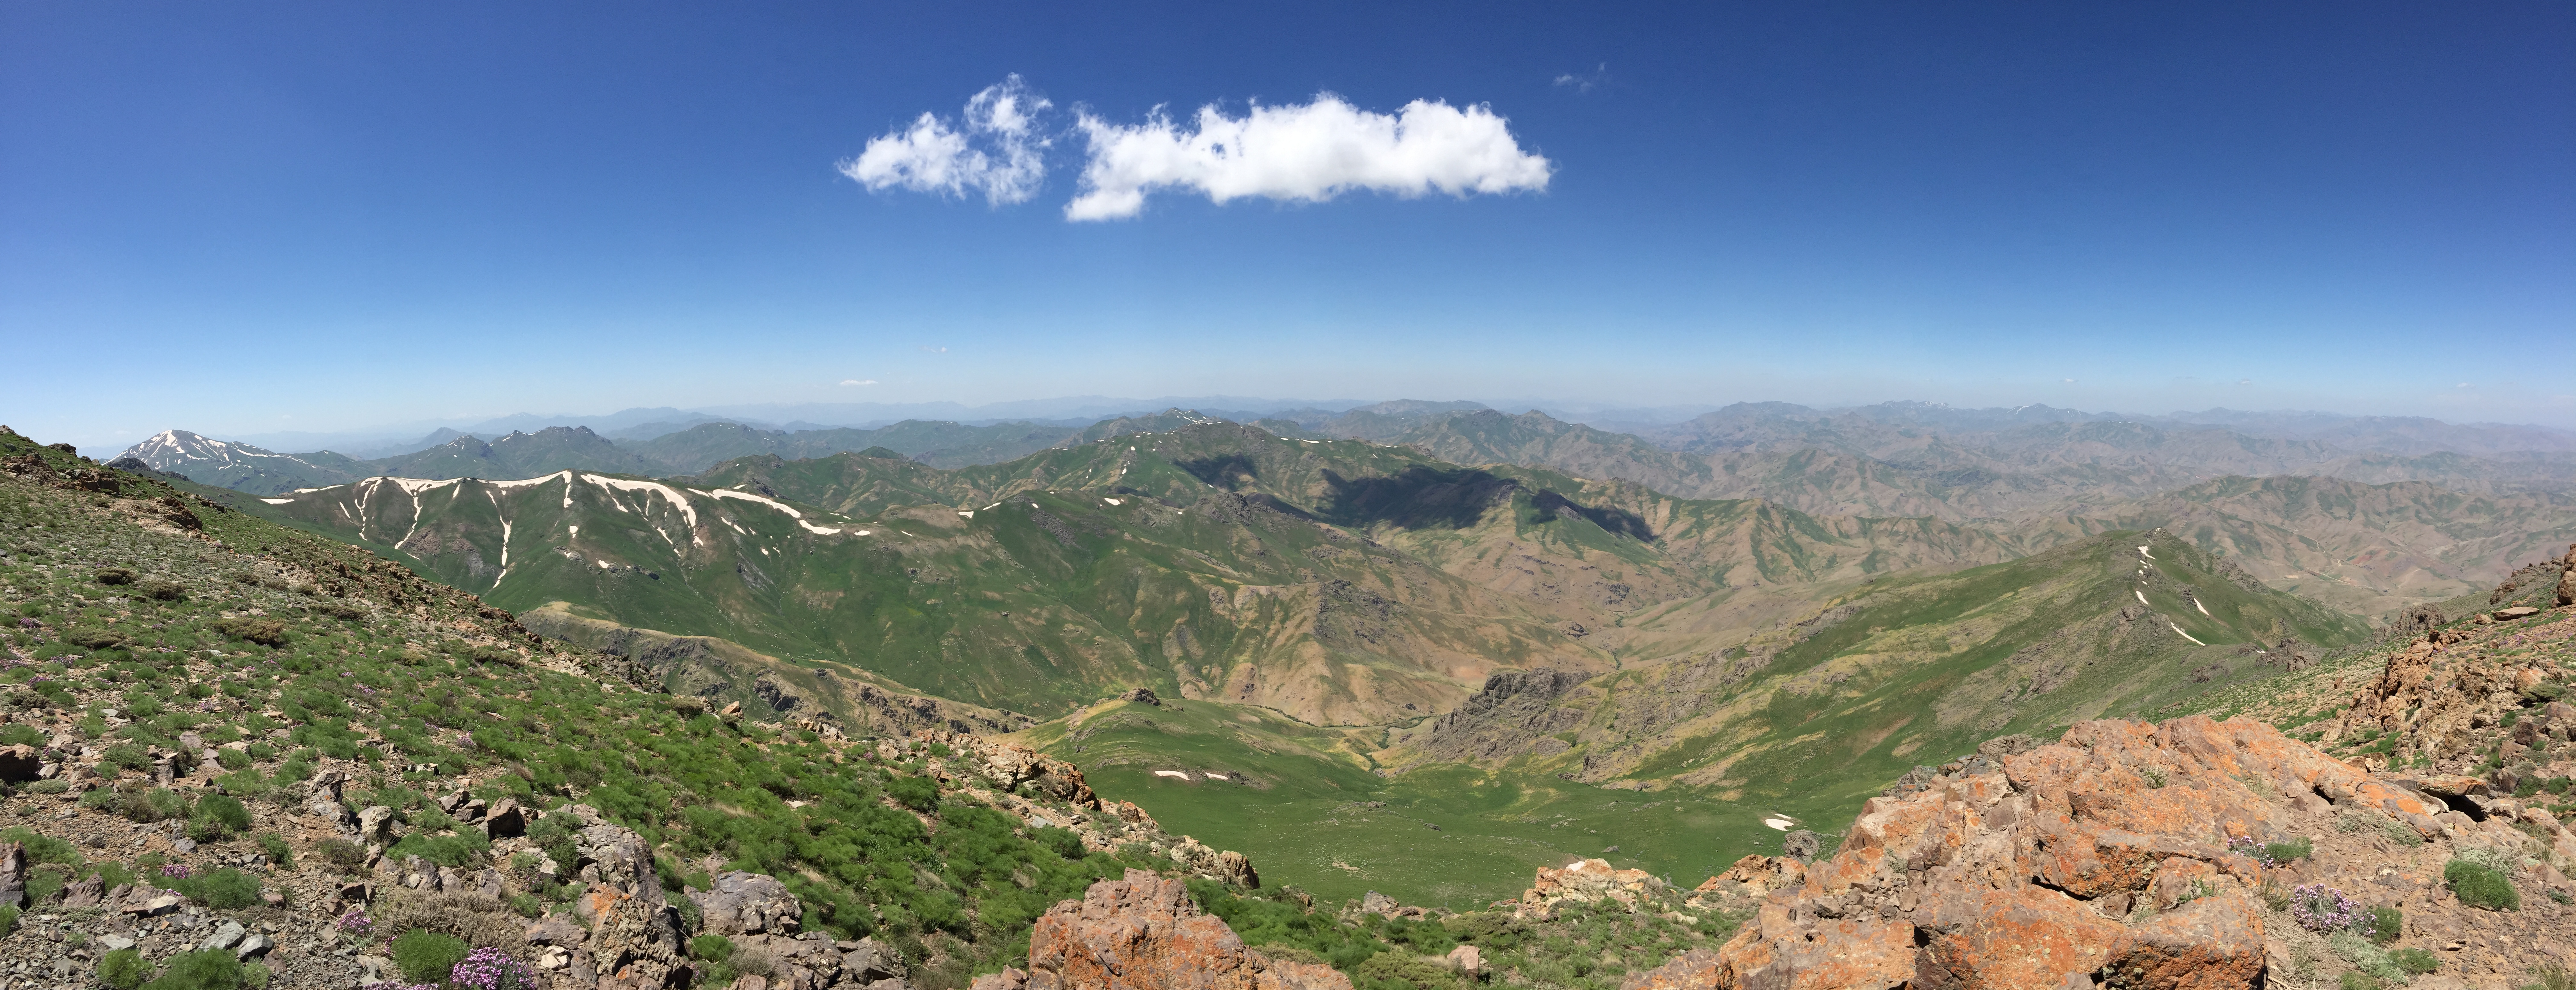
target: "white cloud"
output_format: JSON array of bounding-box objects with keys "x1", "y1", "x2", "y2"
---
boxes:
[
  {"x1": 839, "y1": 379, "x2": 878, "y2": 386},
  {"x1": 1063, "y1": 94, "x2": 1551, "y2": 221},
  {"x1": 839, "y1": 76, "x2": 1051, "y2": 206},
  {"x1": 1553, "y1": 64, "x2": 1608, "y2": 94}
]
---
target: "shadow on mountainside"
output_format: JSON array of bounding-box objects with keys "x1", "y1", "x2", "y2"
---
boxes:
[{"x1": 1319, "y1": 465, "x2": 1652, "y2": 540}]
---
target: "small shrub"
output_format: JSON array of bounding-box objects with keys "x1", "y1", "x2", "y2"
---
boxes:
[
  {"x1": 2388, "y1": 947, "x2": 2439, "y2": 974},
  {"x1": 691, "y1": 934, "x2": 737, "y2": 963},
  {"x1": 316, "y1": 838, "x2": 367, "y2": 873},
  {"x1": 1033, "y1": 826, "x2": 1085, "y2": 860},
  {"x1": 141, "y1": 948, "x2": 243, "y2": 990},
  {"x1": 191, "y1": 868, "x2": 262, "y2": 909},
  {"x1": 2527, "y1": 962, "x2": 2574, "y2": 990},
  {"x1": 2445, "y1": 859, "x2": 2520, "y2": 911},
  {"x1": 2262, "y1": 837, "x2": 2314, "y2": 864},
  {"x1": 139, "y1": 579, "x2": 186, "y2": 601},
  {"x1": 391, "y1": 929, "x2": 471, "y2": 984},
  {"x1": 2360, "y1": 905, "x2": 2401, "y2": 945},
  {"x1": 98, "y1": 949, "x2": 149, "y2": 990},
  {"x1": 0, "y1": 906, "x2": 16, "y2": 936},
  {"x1": 256, "y1": 833, "x2": 293, "y2": 868},
  {"x1": 95, "y1": 568, "x2": 135, "y2": 585},
  {"x1": 216, "y1": 748, "x2": 250, "y2": 771},
  {"x1": 2340, "y1": 973, "x2": 2385, "y2": 990},
  {"x1": 192, "y1": 794, "x2": 251, "y2": 838},
  {"x1": 241, "y1": 962, "x2": 272, "y2": 989},
  {"x1": 2330, "y1": 931, "x2": 2403, "y2": 983}
]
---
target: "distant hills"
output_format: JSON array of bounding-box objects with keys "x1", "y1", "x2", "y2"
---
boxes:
[{"x1": 121, "y1": 399, "x2": 2576, "y2": 621}]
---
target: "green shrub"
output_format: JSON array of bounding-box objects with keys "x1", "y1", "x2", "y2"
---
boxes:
[
  {"x1": 191, "y1": 794, "x2": 251, "y2": 839},
  {"x1": 98, "y1": 949, "x2": 149, "y2": 990},
  {"x1": 2445, "y1": 859, "x2": 2520, "y2": 911},
  {"x1": 887, "y1": 774, "x2": 940, "y2": 812},
  {"x1": 117, "y1": 786, "x2": 191, "y2": 824},
  {"x1": 2388, "y1": 947, "x2": 2439, "y2": 974},
  {"x1": 2340, "y1": 973, "x2": 2385, "y2": 990},
  {"x1": 2360, "y1": 905, "x2": 2401, "y2": 945},
  {"x1": 189, "y1": 868, "x2": 262, "y2": 909},
  {"x1": 0, "y1": 906, "x2": 16, "y2": 936},
  {"x1": 315, "y1": 838, "x2": 367, "y2": 873},
  {"x1": 2330, "y1": 931, "x2": 2403, "y2": 983},
  {"x1": 391, "y1": 929, "x2": 471, "y2": 984},
  {"x1": 1033, "y1": 826, "x2": 1085, "y2": 861},
  {"x1": 215, "y1": 748, "x2": 250, "y2": 771},
  {"x1": 140, "y1": 948, "x2": 243, "y2": 990},
  {"x1": 102, "y1": 743, "x2": 152, "y2": 771},
  {"x1": 2262, "y1": 837, "x2": 2314, "y2": 863},
  {"x1": 256, "y1": 834, "x2": 293, "y2": 868},
  {"x1": 241, "y1": 962, "x2": 272, "y2": 989},
  {"x1": 691, "y1": 934, "x2": 737, "y2": 963},
  {"x1": 386, "y1": 829, "x2": 490, "y2": 869}
]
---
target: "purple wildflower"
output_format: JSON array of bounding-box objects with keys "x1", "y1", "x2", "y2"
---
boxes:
[
  {"x1": 337, "y1": 908, "x2": 373, "y2": 934},
  {"x1": 2289, "y1": 883, "x2": 2359, "y2": 932},
  {"x1": 2226, "y1": 836, "x2": 2279, "y2": 868},
  {"x1": 161, "y1": 863, "x2": 192, "y2": 879},
  {"x1": 448, "y1": 947, "x2": 536, "y2": 990}
]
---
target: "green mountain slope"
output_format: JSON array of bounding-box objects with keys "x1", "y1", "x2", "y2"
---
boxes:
[
  {"x1": 1383, "y1": 527, "x2": 2371, "y2": 840},
  {"x1": 2023, "y1": 474, "x2": 2576, "y2": 619}
]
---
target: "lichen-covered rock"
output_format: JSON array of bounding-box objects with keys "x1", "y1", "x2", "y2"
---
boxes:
[
  {"x1": 976, "y1": 869, "x2": 1351, "y2": 990},
  {"x1": 1518, "y1": 858, "x2": 1665, "y2": 918},
  {"x1": 686, "y1": 870, "x2": 803, "y2": 936},
  {"x1": 553, "y1": 808, "x2": 692, "y2": 990},
  {"x1": 1693, "y1": 716, "x2": 2404, "y2": 989},
  {"x1": 921, "y1": 730, "x2": 1100, "y2": 809}
]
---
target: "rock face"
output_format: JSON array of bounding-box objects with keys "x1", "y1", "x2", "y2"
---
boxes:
[
  {"x1": 1637, "y1": 717, "x2": 2443, "y2": 990},
  {"x1": 0, "y1": 744, "x2": 39, "y2": 782},
  {"x1": 971, "y1": 870, "x2": 1352, "y2": 990}
]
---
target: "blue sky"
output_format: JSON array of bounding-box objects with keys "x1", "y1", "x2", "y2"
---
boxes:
[{"x1": 4, "y1": 1, "x2": 2571, "y2": 450}]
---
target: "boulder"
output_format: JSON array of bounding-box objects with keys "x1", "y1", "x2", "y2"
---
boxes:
[
  {"x1": 484, "y1": 799, "x2": 526, "y2": 838},
  {"x1": 0, "y1": 744, "x2": 39, "y2": 782},
  {"x1": 982, "y1": 869, "x2": 1351, "y2": 990},
  {"x1": 0, "y1": 842, "x2": 22, "y2": 908},
  {"x1": 552, "y1": 809, "x2": 691, "y2": 990},
  {"x1": 685, "y1": 870, "x2": 803, "y2": 937},
  {"x1": 1518, "y1": 858, "x2": 1666, "y2": 917},
  {"x1": 2495, "y1": 606, "x2": 2541, "y2": 620},
  {"x1": 841, "y1": 936, "x2": 909, "y2": 985},
  {"x1": 1443, "y1": 945, "x2": 1482, "y2": 976},
  {"x1": 356, "y1": 805, "x2": 398, "y2": 844},
  {"x1": 1695, "y1": 716, "x2": 2369, "y2": 989}
]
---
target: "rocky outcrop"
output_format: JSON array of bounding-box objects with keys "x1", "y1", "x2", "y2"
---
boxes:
[
  {"x1": 922, "y1": 730, "x2": 1102, "y2": 809},
  {"x1": 555, "y1": 806, "x2": 692, "y2": 990},
  {"x1": 685, "y1": 871, "x2": 802, "y2": 937},
  {"x1": 970, "y1": 870, "x2": 1351, "y2": 990},
  {"x1": 1641, "y1": 717, "x2": 2445, "y2": 989},
  {"x1": 1405, "y1": 670, "x2": 1594, "y2": 763},
  {"x1": 1517, "y1": 858, "x2": 1665, "y2": 919}
]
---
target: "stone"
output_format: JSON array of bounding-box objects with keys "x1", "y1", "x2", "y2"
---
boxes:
[
  {"x1": 1444, "y1": 945, "x2": 1482, "y2": 976},
  {"x1": 356, "y1": 804, "x2": 397, "y2": 844},
  {"x1": 201, "y1": 920, "x2": 246, "y2": 951},
  {"x1": 58, "y1": 874, "x2": 105, "y2": 909},
  {"x1": 127, "y1": 892, "x2": 185, "y2": 916},
  {"x1": 0, "y1": 744, "x2": 39, "y2": 782},
  {"x1": 1781, "y1": 829, "x2": 1821, "y2": 861},
  {"x1": 1361, "y1": 891, "x2": 1399, "y2": 917},
  {"x1": 1121, "y1": 687, "x2": 1162, "y2": 706},
  {"x1": 685, "y1": 870, "x2": 803, "y2": 937},
  {"x1": 0, "y1": 842, "x2": 23, "y2": 909},
  {"x1": 2495, "y1": 606, "x2": 2541, "y2": 620},
  {"x1": 101, "y1": 934, "x2": 139, "y2": 952},
  {"x1": 484, "y1": 798, "x2": 525, "y2": 838},
  {"x1": 842, "y1": 936, "x2": 909, "y2": 984},
  {"x1": 2556, "y1": 567, "x2": 2574, "y2": 608},
  {"x1": 1011, "y1": 869, "x2": 1351, "y2": 989}
]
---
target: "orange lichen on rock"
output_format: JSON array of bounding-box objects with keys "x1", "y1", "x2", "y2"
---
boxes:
[{"x1": 1628, "y1": 716, "x2": 2421, "y2": 990}]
